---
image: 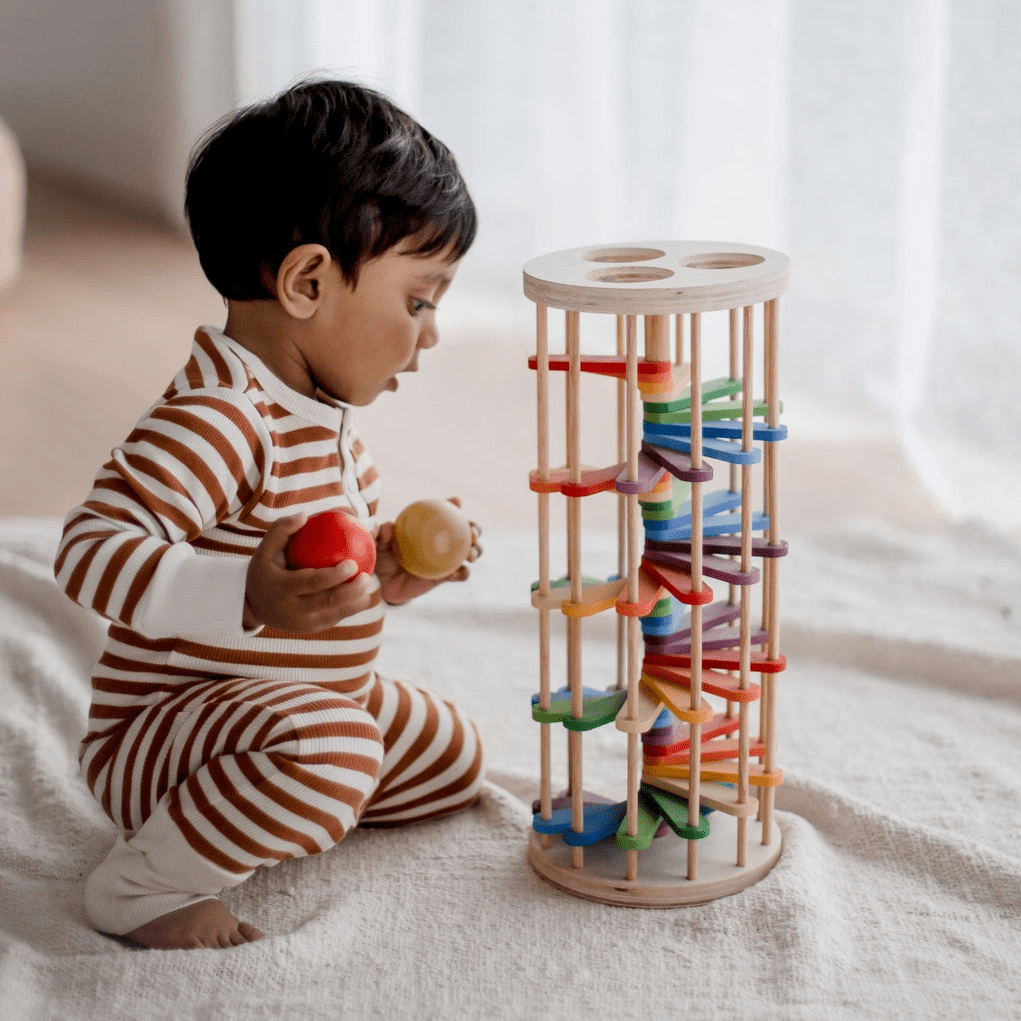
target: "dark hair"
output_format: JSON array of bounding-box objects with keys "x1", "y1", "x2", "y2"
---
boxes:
[{"x1": 184, "y1": 79, "x2": 477, "y2": 300}]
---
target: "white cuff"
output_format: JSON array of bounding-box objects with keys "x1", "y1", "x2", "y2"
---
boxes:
[{"x1": 131, "y1": 544, "x2": 251, "y2": 639}]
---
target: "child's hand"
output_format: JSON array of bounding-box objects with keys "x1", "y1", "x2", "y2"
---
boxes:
[
  {"x1": 375, "y1": 498, "x2": 482, "y2": 605},
  {"x1": 243, "y1": 515, "x2": 376, "y2": 633}
]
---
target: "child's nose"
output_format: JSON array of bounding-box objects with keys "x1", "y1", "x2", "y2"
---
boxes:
[{"x1": 418, "y1": 318, "x2": 439, "y2": 349}]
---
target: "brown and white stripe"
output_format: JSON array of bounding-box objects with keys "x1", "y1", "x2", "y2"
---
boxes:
[
  {"x1": 361, "y1": 675, "x2": 485, "y2": 826},
  {"x1": 56, "y1": 328, "x2": 387, "y2": 712},
  {"x1": 56, "y1": 327, "x2": 483, "y2": 917},
  {"x1": 86, "y1": 677, "x2": 385, "y2": 852}
]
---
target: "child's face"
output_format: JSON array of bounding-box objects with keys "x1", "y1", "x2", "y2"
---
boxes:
[{"x1": 307, "y1": 242, "x2": 459, "y2": 406}]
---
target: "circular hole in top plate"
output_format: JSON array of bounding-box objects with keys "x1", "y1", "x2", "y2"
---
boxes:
[
  {"x1": 585, "y1": 246, "x2": 666, "y2": 264},
  {"x1": 585, "y1": 266, "x2": 675, "y2": 284},
  {"x1": 682, "y1": 253, "x2": 765, "y2": 270}
]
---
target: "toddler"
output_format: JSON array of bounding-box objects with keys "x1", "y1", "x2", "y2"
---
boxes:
[{"x1": 54, "y1": 79, "x2": 484, "y2": 950}]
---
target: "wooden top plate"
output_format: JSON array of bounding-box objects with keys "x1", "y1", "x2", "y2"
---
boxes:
[{"x1": 523, "y1": 240, "x2": 790, "y2": 314}]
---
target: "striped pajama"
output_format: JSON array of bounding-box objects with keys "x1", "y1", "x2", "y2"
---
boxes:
[{"x1": 56, "y1": 327, "x2": 484, "y2": 935}]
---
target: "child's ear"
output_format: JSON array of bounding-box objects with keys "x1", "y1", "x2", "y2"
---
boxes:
[{"x1": 276, "y1": 244, "x2": 334, "y2": 320}]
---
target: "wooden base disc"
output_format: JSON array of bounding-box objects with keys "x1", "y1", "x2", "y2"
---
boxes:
[{"x1": 528, "y1": 813, "x2": 782, "y2": 907}]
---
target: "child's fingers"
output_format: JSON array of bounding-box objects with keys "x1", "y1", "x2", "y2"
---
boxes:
[
  {"x1": 284, "y1": 571, "x2": 374, "y2": 631},
  {"x1": 291, "y1": 560, "x2": 360, "y2": 593},
  {"x1": 306, "y1": 573, "x2": 375, "y2": 623},
  {"x1": 260, "y1": 513, "x2": 308, "y2": 560}
]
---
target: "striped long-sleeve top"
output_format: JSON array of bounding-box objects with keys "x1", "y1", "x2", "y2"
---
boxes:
[{"x1": 55, "y1": 326, "x2": 385, "y2": 740}]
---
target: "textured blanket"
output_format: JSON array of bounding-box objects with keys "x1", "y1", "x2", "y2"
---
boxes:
[{"x1": 1, "y1": 517, "x2": 1019, "y2": 1020}]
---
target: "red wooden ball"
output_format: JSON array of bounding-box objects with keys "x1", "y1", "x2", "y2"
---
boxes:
[{"x1": 285, "y1": 511, "x2": 377, "y2": 575}]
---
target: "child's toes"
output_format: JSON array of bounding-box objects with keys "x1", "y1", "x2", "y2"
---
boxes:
[{"x1": 235, "y1": 921, "x2": 266, "y2": 944}]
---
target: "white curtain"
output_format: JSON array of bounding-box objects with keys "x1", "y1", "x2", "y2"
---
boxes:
[{"x1": 232, "y1": 0, "x2": 1021, "y2": 531}]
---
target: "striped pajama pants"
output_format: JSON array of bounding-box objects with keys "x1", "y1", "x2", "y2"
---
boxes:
[{"x1": 81, "y1": 673, "x2": 484, "y2": 935}]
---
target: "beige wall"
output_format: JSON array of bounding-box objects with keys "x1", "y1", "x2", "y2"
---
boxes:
[{"x1": 0, "y1": 0, "x2": 235, "y2": 225}]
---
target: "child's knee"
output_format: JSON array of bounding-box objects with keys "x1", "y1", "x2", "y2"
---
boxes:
[
  {"x1": 361, "y1": 700, "x2": 485, "y2": 826},
  {"x1": 266, "y1": 688, "x2": 386, "y2": 795}
]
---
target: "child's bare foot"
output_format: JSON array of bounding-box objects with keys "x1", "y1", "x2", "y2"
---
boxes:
[{"x1": 125, "y1": 898, "x2": 265, "y2": 950}]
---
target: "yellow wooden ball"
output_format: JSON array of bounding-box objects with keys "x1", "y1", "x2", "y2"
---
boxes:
[{"x1": 392, "y1": 500, "x2": 473, "y2": 580}]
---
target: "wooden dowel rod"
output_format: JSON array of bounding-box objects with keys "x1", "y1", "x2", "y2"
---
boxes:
[
  {"x1": 761, "y1": 297, "x2": 781, "y2": 846},
  {"x1": 686, "y1": 311, "x2": 704, "y2": 880},
  {"x1": 741, "y1": 306, "x2": 754, "y2": 571},
  {"x1": 627, "y1": 723, "x2": 641, "y2": 881},
  {"x1": 539, "y1": 725, "x2": 551, "y2": 848},
  {"x1": 616, "y1": 315, "x2": 626, "y2": 465},
  {"x1": 566, "y1": 311, "x2": 581, "y2": 487},
  {"x1": 625, "y1": 316, "x2": 639, "y2": 482},
  {"x1": 729, "y1": 307, "x2": 739, "y2": 378},
  {"x1": 569, "y1": 728, "x2": 584, "y2": 868},
  {"x1": 536, "y1": 304, "x2": 550, "y2": 479},
  {"x1": 728, "y1": 306, "x2": 740, "y2": 496},
  {"x1": 565, "y1": 309, "x2": 583, "y2": 627},
  {"x1": 538, "y1": 497, "x2": 551, "y2": 595},
  {"x1": 624, "y1": 316, "x2": 642, "y2": 880},
  {"x1": 538, "y1": 497, "x2": 552, "y2": 841},
  {"x1": 765, "y1": 298, "x2": 780, "y2": 427},
  {"x1": 626, "y1": 609, "x2": 642, "y2": 882},
  {"x1": 564, "y1": 309, "x2": 585, "y2": 865},
  {"x1": 763, "y1": 300, "x2": 781, "y2": 684},
  {"x1": 689, "y1": 311, "x2": 703, "y2": 593},
  {"x1": 536, "y1": 303, "x2": 552, "y2": 615},
  {"x1": 567, "y1": 499, "x2": 583, "y2": 714},
  {"x1": 739, "y1": 300, "x2": 755, "y2": 866},
  {"x1": 689, "y1": 313, "x2": 703, "y2": 472},
  {"x1": 536, "y1": 304, "x2": 553, "y2": 840},
  {"x1": 764, "y1": 299, "x2": 780, "y2": 577},
  {"x1": 625, "y1": 314, "x2": 640, "y2": 591},
  {"x1": 616, "y1": 316, "x2": 627, "y2": 689},
  {"x1": 761, "y1": 674, "x2": 776, "y2": 846},
  {"x1": 627, "y1": 847, "x2": 638, "y2": 882}
]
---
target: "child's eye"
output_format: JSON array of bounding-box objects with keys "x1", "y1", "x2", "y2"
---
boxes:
[{"x1": 411, "y1": 298, "x2": 436, "y2": 316}]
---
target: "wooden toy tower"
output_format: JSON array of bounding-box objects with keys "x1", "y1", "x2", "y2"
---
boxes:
[{"x1": 524, "y1": 242, "x2": 790, "y2": 906}]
